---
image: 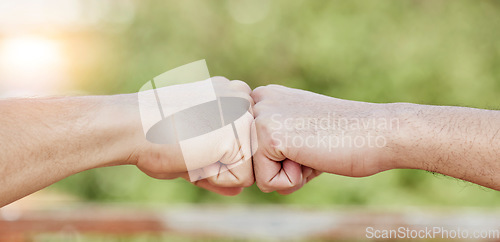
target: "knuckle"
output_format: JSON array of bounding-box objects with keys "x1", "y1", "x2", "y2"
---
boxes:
[
  {"x1": 214, "y1": 172, "x2": 253, "y2": 188},
  {"x1": 211, "y1": 175, "x2": 237, "y2": 187},
  {"x1": 252, "y1": 101, "x2": 274, "y2": 117},
  {"x1": 242, "y1": 179, "x2": 255, "y2": 188},
  {"x1": 231, "y1": 80, "x2": 251, "y2": 93},
  {"x1": 252, "y1": 103, "x2": 264, "y2": 117},
  {"x1": 254, "y1": 116, "x2": 274, "y2": 134},
  {"x1": 211, "y1": 76, "x2": 230, "y2": 83},
  {"x1": 218, "y1": 144, "x2": 239, "y2": 165},
  {"x1": 236, "y1": 176, "x2": 255, "y2": 188},
  {"x1": 243, "y1": 94, "x2": 255, "y2": 108},
  {"x1": 266, "y1": 84, "x2": 283, "y2": 89},
  {"x1": 251, "y1": 86, "x2": 269, "y2": 99}
]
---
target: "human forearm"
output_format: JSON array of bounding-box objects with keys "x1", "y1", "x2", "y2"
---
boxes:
[
  {"x1": 0, "y1": 95, "x2": 138, "y2": 206},
  {"x1": 389, "y1": 103, "x2": 500, "y2": 190},
  {"x1": 251, "y1": 85, "x2": 500, "y2": 193},
  {"x1": 0, "y1": 77, "x2": 256, "y2": 206}
]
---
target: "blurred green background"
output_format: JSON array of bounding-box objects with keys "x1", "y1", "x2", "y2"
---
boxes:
[{"x1": 50, "y1": 0, "x2": 499, "y2": 207}]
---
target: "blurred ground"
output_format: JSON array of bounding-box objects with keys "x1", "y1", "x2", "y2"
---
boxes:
[{"x1": 2, "y1": 193, "x2": 500, "y2": 241}]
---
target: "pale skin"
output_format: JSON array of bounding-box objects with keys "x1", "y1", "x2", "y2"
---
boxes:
[{"x1": 1, "y1": 80, "x2": 499, "y2": 207}]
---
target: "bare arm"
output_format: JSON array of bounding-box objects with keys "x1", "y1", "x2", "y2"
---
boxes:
[
  {"x1": 0, "y1": 95, "x2": 137, "y2": 206},
  {"x1": 0, "y1": 77, "x2": 255, "y2": 207},
  {"x1": 251, "y1": 85, "x2": 500, "y2": 193},
  {"x1": 389, "y1": 103, "x2": 500, "y2": 190}
]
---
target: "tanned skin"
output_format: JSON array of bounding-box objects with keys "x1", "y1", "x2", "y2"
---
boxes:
[{"x1": 251, "y1": 85, "x2": 500, "y2": 194}]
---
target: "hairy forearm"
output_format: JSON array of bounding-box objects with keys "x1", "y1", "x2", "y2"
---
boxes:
[
  {"x1": 0, "y1": 95, "x2": 139, "y2": 206},
  {"x1": 389, "y1": 103, "x2": 500, "y2": 190}
]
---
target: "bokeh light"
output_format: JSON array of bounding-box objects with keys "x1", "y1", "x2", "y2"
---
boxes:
[
  {"x1": 0, "y1": 0, "x2": 136, "y2": 97},
  {"x1": 0, "y1": 36, "x2": 65, "y2": 96}
]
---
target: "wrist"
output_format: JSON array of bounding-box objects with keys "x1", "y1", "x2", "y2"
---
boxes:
[
  {"x1": 382, "y1": 102, "x2": 434, "y2": 171},
  {"x1": 85, "y1": 93, "x2": 143, "y2": 168}
]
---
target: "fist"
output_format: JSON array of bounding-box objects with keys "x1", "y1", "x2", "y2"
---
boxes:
[
  {"x1": 132, "y1": 77, "x2": 255, "y2": 196},
  {"x1": 251, "y1": 85, "x2": 395, "y2": 194}
]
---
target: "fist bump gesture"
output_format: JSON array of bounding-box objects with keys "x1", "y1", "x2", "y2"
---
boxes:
[
  {"x1": 1, "y1": 75, "x2": 499, "y2": 206},
  {"x1": 133, "y1": 77, "x2": 255, "y2": 196},
  {"x1": 130, "y1": 75, "x2": 500, "y2": 196},
  {"x1": 133, "y1": 77, "x2": 398, "y2": 195}
]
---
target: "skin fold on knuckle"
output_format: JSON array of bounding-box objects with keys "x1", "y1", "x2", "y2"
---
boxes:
[
  {"x1": 251, "y1": 86, "x2": 271, "y2": 101},
  {"x1": 210, "y1": 160, "x2": 253, "y2": 187},
  {"x1": 213, "y1": 172, "x2": 251, "y2": 188},
  {"x1": 208, "y1": 171, "x2": 237, "y2": 187}
]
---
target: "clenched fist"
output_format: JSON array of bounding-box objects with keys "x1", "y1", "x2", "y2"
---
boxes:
[
  {"x1": 251, "y1": 85, "x2": 398, "y2": 194},
  {"x1": 131, "y1": 77, "x2": 256, "y2": 195}
]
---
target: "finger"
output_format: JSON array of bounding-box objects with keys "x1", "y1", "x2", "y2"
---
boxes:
[
  {"x1": 253, "y1": 116, "x2": 303, "y2": 193},
  {"x1": 302, "y1": 166, "x2": 313, "y2": 178},
  {"x1": 231, "y1": 80, "x2": 252, "y2": 94},
  {"x1": 206, "y1": 157, "x2": 254, "y2": 188},
  {"x1": 210, "y1": 76, "x2": 230, "y2": 83},
  {"x1": 250, "y1": 86, "x2": 269, "y2": 103},
  {"x1": 193, "y1": 179, "x2": 244, "y2": 196},
  {"x1": 275, "y1": 166, "x2": 317, "y2": 195},
  {"x1": 217, "y1": 110, "x2": 253, "y2": 164},
  {"x1": 191, "y1": 109, "x2": 254, "y2": 186},
  {"x1": 252, "y1": 102, "x2": 264, "y2": 117},
  {"x1": 218, "y1": 120, "x2": 248, "y2": 164},
  {"x1": 306, "y1": 169, "x2": 323, "y2": 183},
  {"x1": 250, "y1": 120, "x2": 258, "y2": 157},
  {"x1": 276, "y1": 181, "x2": 305, "y2": 195},
  {"x1": 254, "y1": 149, "x2": 303, "y2": 193},
  {"x1": 178, "y1": 172, "x2": 245, "y2": 196},
  {"x1": 212, "y1": 78, "x2": 253, "y2": 106},
  {"x1": 251, "y1": 84, "x2": 285, "y2": 103}
]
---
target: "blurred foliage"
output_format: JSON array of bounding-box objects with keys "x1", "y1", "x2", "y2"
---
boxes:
[{"x1": 55, "y1": 0, "x2": 500, "y2": 206}]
